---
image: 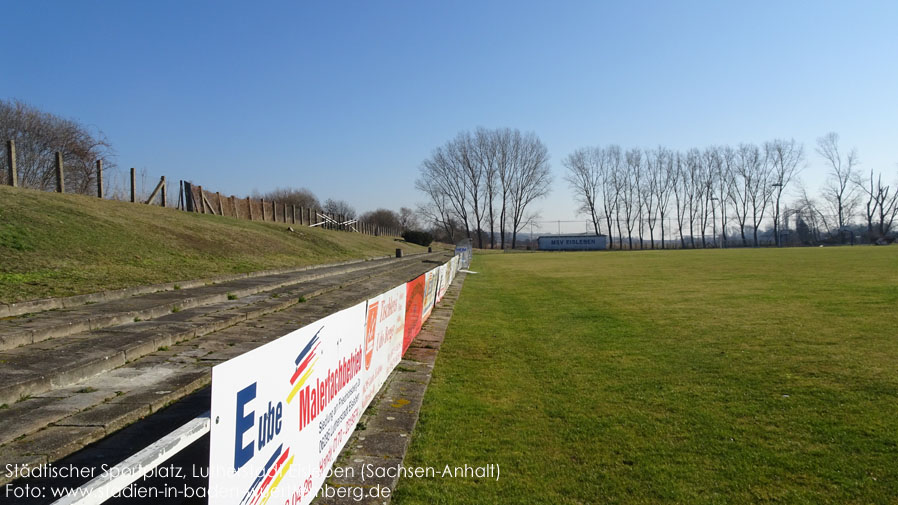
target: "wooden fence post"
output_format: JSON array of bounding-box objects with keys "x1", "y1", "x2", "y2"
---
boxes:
[
  {"x1": 261, "y1": 199, "x2": 266, "y2": 220},
  {"x1": 96, "y1": 159, "x2": 103, "y2": 198},
  {"x1": 6, "y1": 140, "x2": 16, "y2": 187},
  {"x1": 272, "y1": 201, "x2": 276, "y2": 222},
  {"x1": 217, "y1": 192, "x2": 223, "y2": 216},
  {"x1": 145, "y1": 176, "x2": 164, "y2": 205},
  {"x1": 161, "y1": 176, "x2": 167, "y2": 207},
  {"x1": 197, "y1": 185, "x2": 204, "y2": 213},
  {"x1": 247, "y1": 197, "x2": 253, "y2": 220},
  {"x1": 292, "y1": 204, "x2": 296, "y2": 224},
  {"x1": 232, "y1": 196, "x2": 238, "y2": 219},
  {"x1": 130, "y1": 168, "x2": 136, "y2": 202},
  {"x1": 55, "y1": 152, "x2": 65, "y2": 193}
]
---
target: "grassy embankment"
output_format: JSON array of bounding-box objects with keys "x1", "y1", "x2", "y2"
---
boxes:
[
  {"x1": 395, "y1": 247, "x2": 898, "y2": 504},
  {"x1": 0, "y1": 186, "x2": 429, "y2": 303}
]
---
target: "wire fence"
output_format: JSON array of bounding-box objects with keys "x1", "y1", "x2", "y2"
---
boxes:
[{"x1": 489, "y1": 217, "x2": 878, "y2": 250}]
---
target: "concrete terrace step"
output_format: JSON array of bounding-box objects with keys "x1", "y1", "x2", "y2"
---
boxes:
[
  {"x1": 0, "y1": 253, "x2": 444, "y2": 406},
  {"x1": 0, "y1": 256, "x2": 451, "y2": 485},
  {"x1": 0, "y1": 254, "x2": 430, "y2": 352},
  {"x1": 0, "y1": 255, "x2": 403, "y2": 320}
]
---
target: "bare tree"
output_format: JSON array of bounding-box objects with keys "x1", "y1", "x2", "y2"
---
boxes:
[
  {"x1": 563, "y1": 147, "x2": 604, "y2": 236},
  {"x1": 879, "y1": 172, "x2": 898, "y2": 238},
  {"x1": 621, "y1": 149, "x2": 642, "y2": 249},
  {"x1": 360, "y1": 208, "x2": 401, "y2": 231},
  {"x1": 817, "y1": 132, "x2": 860, "y2": 241},
  {"x1": 855, "y1": 168, "x2": 898, "y2": 240},
  {"x1": 634, "y1": 152, "x2": 647, "y2": 249},
  {"x1": 260, "y1": 187, "x2": 320, "y2": 209},
  {"x1": 766, "y1": 139, "x2": 804, "y2": 246},
  {"x1": 507, "y1": 132, "x2": 552, "y2": 248},
  {"x1": 417, "y1": 139, "x2": 472, "y2": 239},
  {"x1": 698, "y1": 148, "x2": 719, "y2": 248},
  {"x1": 641, "y1": 148, "x2": 663, "y2": 249},
  {"x1": 1, "y1": 98, "x2": 116, "y2": 194},
  {"x1": 398, "y1": 206, "x2": 419, "y2": 231},
  {"x1": 473, "y1": 128, "x2": 500, "y2": 248},
  {"x1": 745, "y1": 145, "x2": 774, "y2": 247},
  {"x1": 716, "y1": 146, "x2": 738, "y2": 248},
  {"x1": 457, "y1": 131, "x2": 486, "y2": 248},
  {"x1": 795, "y1": 184, "x2": 831, "y2": 243},
  {"x1": 672, "y1": 152, "x2": 689, "y2": 248},
  {"x1": 415, "y1": 188, "x2": 456, "y2": 242},
  {"x1": 729, "y1": 144, "x2": 758, "y2": 247},
  {"x1": 879, "y1": 170, "x2": 898, "y2": 238},
  {"x1": 652, "y1": 147, "x2": 675, "y2": 249},
  {"x1": 322, "y1": 198, "x2": 356, "y2": 219},
  {"x1": 495, "y1": 128, "x2": 515, "y2": 249},
  {"x1": 684, "y1": 148, "x2": 703, "y2": 248}
]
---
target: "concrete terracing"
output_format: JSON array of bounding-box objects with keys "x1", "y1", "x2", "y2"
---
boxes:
[{"x1": 0, "y1": 252, "x2": 450, "y2": 485}]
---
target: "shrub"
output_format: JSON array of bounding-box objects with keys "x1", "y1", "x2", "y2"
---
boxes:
[{"x1": 402, "y1": 230, "x2": 433, "y2": 247}]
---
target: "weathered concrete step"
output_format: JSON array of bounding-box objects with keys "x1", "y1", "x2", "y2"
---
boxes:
[
  {"x1": 0, "y1": 254, "x2": 401, "y2": 319},
  {"x1": 0, "y1": 363, "x2": 212, "y2": 485},
  {"x1": 0, "y1": 254, "x2": 434, "y2": 352},
  {"x1": 0, "y1": 256, "x2": 453, "y2": 485},
  {"x1": 0, "y1": 257, "x2": 400, "y2": 349},
  {"x1": 0, "y1": 255, "x2": 444, "y2": 406}
]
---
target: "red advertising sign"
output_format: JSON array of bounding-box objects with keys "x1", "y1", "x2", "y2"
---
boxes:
[{"x1": 403, "y1": 274, "x2": 426, "y2": 354}]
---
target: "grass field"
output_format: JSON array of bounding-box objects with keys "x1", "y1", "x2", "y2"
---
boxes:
[
  {"x1": 0, "y1": 186, "x2": 430, "y2": 303},
  {"x1": 394, "y1": 247, "x2": 898, "y2": 504}
]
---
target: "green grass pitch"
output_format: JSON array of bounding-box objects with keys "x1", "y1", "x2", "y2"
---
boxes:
[{"x1": 394, "y1": 247, "x2": 898, "y2": 504}]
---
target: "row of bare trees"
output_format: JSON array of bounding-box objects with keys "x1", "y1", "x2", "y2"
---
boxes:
[
  {"x1": 416, "y1": 127, "x2": 552, "y2": 248},
  {"x1": 564, "y1": 133, "x2": 897, "y2": 249}
]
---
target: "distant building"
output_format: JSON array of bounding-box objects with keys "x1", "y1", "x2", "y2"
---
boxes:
[{"x1": 537, "y1": 233, "x2": 607, "y2": 251}]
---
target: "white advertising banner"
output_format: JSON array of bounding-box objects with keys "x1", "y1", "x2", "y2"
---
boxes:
[
  {"x1": 209, "y1": 303, "x2": 367, "y2": 505},
  {"x1": 421, "y1": 267, "x2": 439, "y2": 323},
  {"x1": 208, "y1": 256, "x2": 462, "y2": 505},
  {"x1": 436, "y1": 264, "x2": 449, "y2": 303},
  {"x1": 361, "y1": 284, "x2": 406, "y2": 410},
  {"x1": 448, "y1": 256, "x2": 459, "y2": 284}
]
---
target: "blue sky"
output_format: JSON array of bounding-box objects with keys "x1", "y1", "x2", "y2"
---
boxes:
[{"x1": 2, "y1": 1, "x2": 896, "y2": 224}]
